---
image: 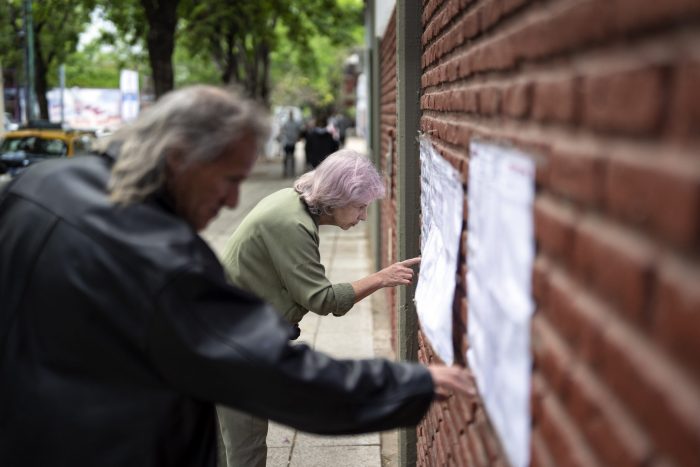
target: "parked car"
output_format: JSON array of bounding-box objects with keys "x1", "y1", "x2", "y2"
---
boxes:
[{"x1": 0, "y1": 124, "x2": 95, "y2": 179}]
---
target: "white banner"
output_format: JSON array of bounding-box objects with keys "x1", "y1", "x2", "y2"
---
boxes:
[
  {"x1": 120, "y1": 69, "x2": 140, "y2": 123},
  {"x1": 48, "y1": 88, "x2": 121, "y2": 130}
]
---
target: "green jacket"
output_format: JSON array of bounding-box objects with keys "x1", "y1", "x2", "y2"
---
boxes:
[{"x1": 222, "y1": 188, "x2": 355, "y2": 324}]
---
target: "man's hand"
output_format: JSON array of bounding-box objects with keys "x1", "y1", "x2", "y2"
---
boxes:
[
  {"x1": 377, "y1": 257, "x2": 421, "y2": 287},
  {"x1": 427, "y1": 365, "x2": 477, "y2": 400}
]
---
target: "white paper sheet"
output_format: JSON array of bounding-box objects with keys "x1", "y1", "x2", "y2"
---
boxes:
[
  {"x1": 414, "y1": 137, "x2": 463, "y2": 365},
  {"x1": 466, "y1": 141, "x2": 535, "y2": 467}
]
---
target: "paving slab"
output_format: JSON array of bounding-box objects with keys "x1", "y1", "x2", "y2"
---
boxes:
[{"x1": 289, "y1": 446, "x2": 382, "y2": 467}]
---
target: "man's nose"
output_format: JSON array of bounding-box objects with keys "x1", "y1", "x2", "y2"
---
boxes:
[
  {"x1": 224, "y1": 185, "x2": 239, "y2": 208},
  {"x1": 359, "y1": 208, "x2": 367, "y2": 221}
]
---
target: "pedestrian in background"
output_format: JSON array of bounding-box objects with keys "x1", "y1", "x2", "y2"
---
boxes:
[
  {"x1": 302, "y1": 114, "x2": 339, "y2": 168},
  {"x1": 217, "y1": 149, "x2": 422, "y2": 467},
  {"x1": 0, "y1": 85, "x2": 474, "y2": 467},
  {"x1": 278, "y1": 110, "x2": 300, "y2": 178},
  {"x1": 330, "y1": 112, "x2": 351, "y2": 146}
]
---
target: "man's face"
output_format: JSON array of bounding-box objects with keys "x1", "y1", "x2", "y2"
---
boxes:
[{"x1": 166, "y1": 134, "x2": 257, "y2": 231}]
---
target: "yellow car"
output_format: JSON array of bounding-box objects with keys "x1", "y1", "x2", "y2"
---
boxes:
[{"x1": 0, "y1": 126, "x2": 95, "y2": 178}]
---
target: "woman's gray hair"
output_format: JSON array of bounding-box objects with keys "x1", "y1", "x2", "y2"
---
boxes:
[
  {"x1": 104, "y1": 85, "x2": 270, "y2": 205},
  {"x1": 293, "y1": 149, "x2": 385, "y2": 215}
]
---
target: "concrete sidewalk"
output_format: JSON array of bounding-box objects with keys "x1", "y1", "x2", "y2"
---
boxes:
[{"x1": 202, "y1": 137, "x2": 397, "y2": 467}]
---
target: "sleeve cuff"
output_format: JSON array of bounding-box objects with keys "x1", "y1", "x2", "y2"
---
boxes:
[{"x1": 331, "y1": 282, "x2": 355, "y2": 315}]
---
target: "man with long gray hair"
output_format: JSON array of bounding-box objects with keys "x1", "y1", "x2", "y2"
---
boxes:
[{"x1": 0, "y1": 85, "x2": 474, "y2": 467}]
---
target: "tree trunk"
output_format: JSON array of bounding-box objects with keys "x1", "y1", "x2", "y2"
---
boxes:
[
  {"x1": 219, "y1": 29, "x2": 238, "y2": 85},
  {"x1": 33, "y1": 32, "x2": 49, "y2": 120},
  {"x1": 259, "y1": 40, "x2": 270, "y2": 107},
  {"x1": 141, "y1": 0, "x2": 180, "y2": 99}
]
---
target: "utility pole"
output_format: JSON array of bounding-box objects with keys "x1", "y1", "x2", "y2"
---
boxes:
[
  {"x1": 0, "y1": 62, "x2": 5, "y2": 131},
  {"x1": 23, "y1": 0, "x2": 35, "y2": 123},
  {"x1": 59, "y1": 64, "x2": 65, "y2": 124}
]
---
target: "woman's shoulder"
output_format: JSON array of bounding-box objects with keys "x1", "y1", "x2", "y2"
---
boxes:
[{"x1": 250, "y1": 188, "x2": 316, "y2": 231}]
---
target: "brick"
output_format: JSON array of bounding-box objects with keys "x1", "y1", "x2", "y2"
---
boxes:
[
  {"x1": 531, "y1": 428, "x2": 557, "y2": 467},
  {"x1": 532, "y1": 314, "x2": 574, "y2": 394},
  {"x1": 549, "y1": 142, "x2": 606, "y2": 207},
  {"x1": 478, "y1": 0, "x2": 531, "y2": 33},
  {"x1": 545, "y1": 268, "x2": 610, "y2": 365},
  {"x1": 511, "y1": 0, "x2": 614, "y2": 62},
  {"x1": 544, "y1": 269, "x2": 577, "y2": 340},
  {"x1": 478, "y1": 423, "x2": 505, "y2": 462},
  {"x1": 478, "y1": 86, "x2": 502, "y2": 115},
  {"x1": 612, "y1": 0, "x2": 700, "y2": 33},
  {"x1": 539, "y1": 391, "x2": 601, "y2": 467},
  {"x1": 442, "y1": 405, "x2": 462, "y2": 448},
  {"x1": 599, "y1": 313, "x2": 700, "y2": 467},
  {"x1": 534, "y1": 195, "x2": 578, "y2": 265},
  {"x1": 531, "y1": 373, "x2": 547, "y2": 426},
  {"x1": 569, "y1": 291, "x2": 610, "y2": 365},
  {"x1": 582, "y1": 66, "x2": 664, "y2": 135},
  {"x1": 572, "y1": 216, "x2": 656, "y2": 325},
  {"x1": 532, "y1": 255, "x2": 550, "y2": 311},
  {"x1": 532, "y1": 76, "x2": 577, "y2": 123},
  {"x1": 503, "y1": 81, "x2": 532, "y2": 118},
  {"x1": 606, "y1": 151, "x2": 700, "y2": 250},
  {"x1": 653, "y1": 255, "x2": 700, "y2": 381},
  {"x1": 567, "y1": 364, "x2": 652, "y2": 467},
  {"x1": 668, "y1": 60, "x2": 700, "y2": 143},
  {"x1": 467, "y1": 424, "x2": 489, "y2": 466}
]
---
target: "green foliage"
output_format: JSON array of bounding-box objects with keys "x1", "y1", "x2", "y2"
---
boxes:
[
  {"x1": 178, "y1": 0, "x2": 364, "y2": 106},
  {"x1": 96, "y1": 0, "x2": 146, "y2": 48},
  {"x1": 269, "y1": 0, "x2": 364, "y2": 112},
  {"x1": 173, "y1": 42, "x2": 220, "y2": 87},
  {"x1": 0, "y1": 0, "x2": 364, "y2": 112},
  {"x1": 59, "y1": 39, "x2": 148, "y2": 88},
  {"x1": 0, "y1": 0, "x2": 31, "y2": 77}
]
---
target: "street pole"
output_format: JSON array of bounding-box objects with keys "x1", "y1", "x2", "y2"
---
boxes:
[
  {"x1": 0, "y1": 61, "x2": 5, "y2": 131},
  {"x1": 59, "y1": 64, "x2": 65, "y2": 124},
  {"x1": 23, "y1": 0, "x2": 35, "y2": 123}
]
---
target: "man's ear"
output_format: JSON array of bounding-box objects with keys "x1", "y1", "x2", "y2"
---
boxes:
[{"x1": 165, "y1": 149, "x2": 186, "y2": 174}]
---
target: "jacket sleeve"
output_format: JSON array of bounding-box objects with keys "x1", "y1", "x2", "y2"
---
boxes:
[
  {"x1": 147, "y1": 265, "x2": 434, "y2": 435},
  {"x1": 262, "y1": 220, "x2": 355, "y2": 316}
]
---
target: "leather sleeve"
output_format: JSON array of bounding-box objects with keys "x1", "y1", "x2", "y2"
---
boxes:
[{"x1": 147, "y1": 265, "x2": 434, "y2": 435}]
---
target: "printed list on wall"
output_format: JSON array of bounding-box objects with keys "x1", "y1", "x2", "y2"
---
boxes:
[
  {"x1": 414, "y1": 136, "x2": 463, "y2": 365},
  {"x1": 466, "y1": 140, "x2": 536, "y2": 467}
]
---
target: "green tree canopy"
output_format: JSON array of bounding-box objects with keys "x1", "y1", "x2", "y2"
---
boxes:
[
  {"x1": 0, "y1": 0, "x2": 96, "y2": 118},
  {"x1": 179, "y1": 0, "x2": 363, "y2": 107}
]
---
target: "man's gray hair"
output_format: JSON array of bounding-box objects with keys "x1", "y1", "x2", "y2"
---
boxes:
[{"x1": 105, "y1": 85, "x2": 270, "y2": 205}]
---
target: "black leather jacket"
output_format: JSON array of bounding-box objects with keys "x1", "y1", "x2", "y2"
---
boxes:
[{"x1": 0, "y1": 156, "x2": 433, "y2": 467}]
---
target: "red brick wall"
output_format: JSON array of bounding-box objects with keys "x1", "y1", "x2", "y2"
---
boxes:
[
  {"x1": 412, "y1": 0, "x2": 700, "y2": 466},
  {"x1": 379, "y1": 10, "x2": 399, "y2": 342}
]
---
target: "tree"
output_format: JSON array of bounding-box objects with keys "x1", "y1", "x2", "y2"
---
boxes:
[
  {"x1": 32, "y1": 0, "x2": 96, "y2": 118},
  {"x1": 0, "y1": 0, "x2": 95, "y2": 119},
  {"x1": 99, "y1": 0, "x2": 180, "y2": 98},
  {"x1": 60, "y1": 38, "x2": 148, "y2": 89},
  {"x1": 179, "y1": 0, "x2": 363, "y2": 106}
]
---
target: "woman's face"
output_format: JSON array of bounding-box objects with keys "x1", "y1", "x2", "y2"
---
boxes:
[{"x1": 330, "y1": 202, "x2": 369, "y2": 230}]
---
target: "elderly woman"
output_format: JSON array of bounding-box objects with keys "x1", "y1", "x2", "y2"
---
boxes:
[{"x1": 217, "y1": 149, "x2": 420, "y2": 467}]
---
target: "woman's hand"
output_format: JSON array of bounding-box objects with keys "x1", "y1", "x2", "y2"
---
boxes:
[
  {"x1": 377, "y1": 257, "x2": 421, "y2": 287},
  {"x1": 351, "y1": 257, "x2": 421, "y2": 303},
  {"x1": 427, "y1": 364, "x2": 477, "y2": 400}
]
